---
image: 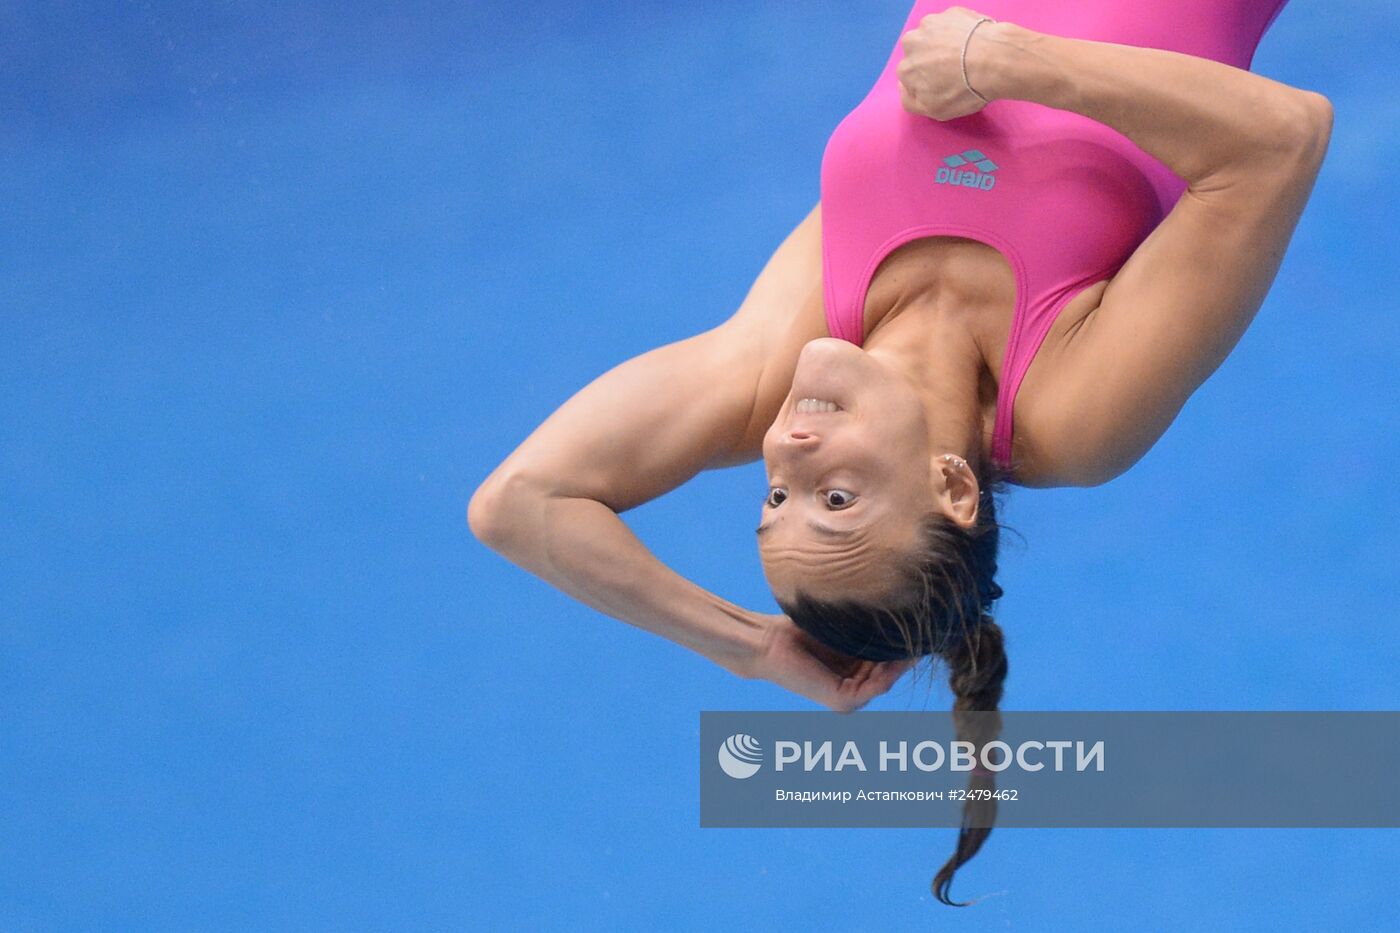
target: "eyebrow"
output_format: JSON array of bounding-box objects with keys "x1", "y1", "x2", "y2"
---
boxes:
[{"x1": 755, "y1": 518, "x2": 854, "y2": 538}]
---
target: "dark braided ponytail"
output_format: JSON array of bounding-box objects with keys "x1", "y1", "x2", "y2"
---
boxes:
[
  {"x1": 932, "y1": 617, "x2": 1008, "y2": 906},
  {"x1": 776, "y1": 471, "x2": 1010, "y2": 907}
]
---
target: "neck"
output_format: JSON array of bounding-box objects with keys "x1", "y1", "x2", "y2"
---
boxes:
[{"x1": 862, "y1": 298, "x2": 990, "y2": 472}]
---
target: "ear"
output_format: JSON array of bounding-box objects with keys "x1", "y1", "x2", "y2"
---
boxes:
[{"x1": 931, "y1": 453, "x2": 980, "y2": 530}]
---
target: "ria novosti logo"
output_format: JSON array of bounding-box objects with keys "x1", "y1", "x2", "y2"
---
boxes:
[
  {"x1": 717, "y1": 733, "x2": 763, "y2": 779},
  {"x1": 936, "y1": 149, "x2": 999, "y2": 190}
]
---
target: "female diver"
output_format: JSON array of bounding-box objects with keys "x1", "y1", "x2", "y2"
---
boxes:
[{"x1": 469, "y1": 1, "x2": 1330, "y2": 905}]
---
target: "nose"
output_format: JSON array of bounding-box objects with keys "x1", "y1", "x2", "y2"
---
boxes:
[
  {"x1": 782, "y1": 430, "x2": 819, "y2": 447},
  {"x1": 763, "y1": 427, "x2": 822, "y2": 462}
]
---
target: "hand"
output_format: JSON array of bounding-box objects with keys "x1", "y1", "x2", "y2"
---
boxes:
[
  {"x1": 896, "y1": 7, "x2": 999, "y2": 121},
  {"x1": 748, "y1": 613, "x2": 916, "y2": 713}
]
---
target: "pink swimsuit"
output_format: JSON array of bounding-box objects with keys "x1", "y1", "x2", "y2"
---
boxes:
[{"x1": 819, "y1": 0, "x2": 1289, "y2": 471}]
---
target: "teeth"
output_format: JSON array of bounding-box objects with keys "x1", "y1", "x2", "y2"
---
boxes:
[{"x1": 795, "y1": 398, "x2": 840, "y2": 413}]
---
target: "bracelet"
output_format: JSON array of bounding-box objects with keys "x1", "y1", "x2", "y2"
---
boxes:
[{"x1": 961, "y1": 16, "x2": 996, "y2": 105}]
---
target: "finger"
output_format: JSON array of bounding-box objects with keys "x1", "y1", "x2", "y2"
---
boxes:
[
  {"x1": 879, "y1": 658, "x2": 917, "y2": 689},
  {"x1": 838, "y1": 660, "x2": 878, "y2": 693},
  {"x1": 898, "y1": 83, "x2": 917, "y2": 115},
  {"x1": 832, "y1": 695, "x2": 861, "y2": 715},
  {"x1": 826, "y1": 663, "x2": 878, "y2": 714},
  {"x1": 788, "y1": 647, "x2": 861, "y2": 711},
  {"x1": 812, "y1": 660, "x2": 876, "y2": 713},
  {"x1": 850, "y1": 659, "x2": 915, "y2": 707}
]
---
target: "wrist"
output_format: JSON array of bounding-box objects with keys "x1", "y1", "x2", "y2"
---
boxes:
[
  {"x1": 704, "y1": 603, "x2": 771, "y2": 681},
  {"x1": 971, "y1": 20, "x2": 1052, "y2": 105},
  {"x1": 740, "y1": 611, "x2": 779, "y2": 680}
]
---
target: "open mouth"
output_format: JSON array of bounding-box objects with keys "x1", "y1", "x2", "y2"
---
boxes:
[{"x1": 794, "y1": 397, "x2": 842, "y2": 413}]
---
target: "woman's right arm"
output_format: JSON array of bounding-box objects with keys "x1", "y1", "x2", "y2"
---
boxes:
[
  {"x1": 469, "y1": 206, "x2": 911, "y2": 709},
  {"x1": 468, "y1": 323, "x2": 771, "y2": 679}
]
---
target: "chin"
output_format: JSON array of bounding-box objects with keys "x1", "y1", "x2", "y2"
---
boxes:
[
  {"x1": 799, "y1": 336, "x2": 866, "y2": 362},
  {"x1": 789, "y1": 338, "x2": 870, "y2": 408}
]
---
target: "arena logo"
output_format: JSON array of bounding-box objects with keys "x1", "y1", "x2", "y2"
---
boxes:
[{"x1": 936, "y1": 149, "x2": 999, "y2": 190}]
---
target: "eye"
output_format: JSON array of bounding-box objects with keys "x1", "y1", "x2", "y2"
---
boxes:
[
  {"x1": 766, "y1": 487, "x2": 788, "y2": 508},
  {"x1": 824, "y1": 489, "x2": 857, "y2": 509}
]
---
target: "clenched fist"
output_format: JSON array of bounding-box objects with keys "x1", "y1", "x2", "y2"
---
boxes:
[{"x1": 897, "y1": 7, "x2": 1001, "y2": 121}]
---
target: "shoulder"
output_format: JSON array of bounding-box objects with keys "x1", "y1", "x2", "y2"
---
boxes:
[
  {"x1": 999, "y1": 281, "x2": 1142, "y2": 489},
  {"x1": 710, "y1": 206, "x2": 834, "y2": 462}
]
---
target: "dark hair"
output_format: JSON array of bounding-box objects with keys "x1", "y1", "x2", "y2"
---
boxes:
[{"x1": 774, "y1": 473, "x2": 1009, "y2": 907}]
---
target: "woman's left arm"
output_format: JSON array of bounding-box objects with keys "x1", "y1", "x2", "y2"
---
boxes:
[{"x1": 900, "y1": 10, "x2": 1333, "y2": 485}]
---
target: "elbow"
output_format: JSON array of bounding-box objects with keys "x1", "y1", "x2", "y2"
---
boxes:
[
  {"x1": 468, "y1": 470, "x2": 532, "y2": 552},
  {"x1": 1064, "y1": 462, "x2": 1123, "y2": 489},
  {"x1": 1290, "y1": 91, "x2": 1333, "y2": 166},
  {"x1": 1034, "y1": 420, "x2": 1136, "y2": 489},
  {"x1": 467, "y1": 477, "x2": 507, "y2": 549},
  {"x1": 1268, "y1": 90, "x2": 1334, "y2": 167},
  {"x1": 468, "y1": 466, "x2": 560, "y2": 554},
  {"x1": 1045, "y1": 453, "x2": 1124, "y2": 489}
]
